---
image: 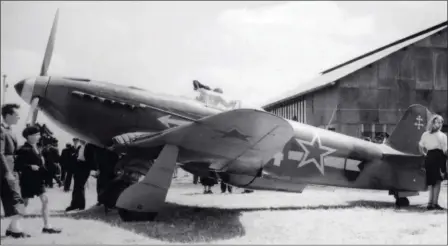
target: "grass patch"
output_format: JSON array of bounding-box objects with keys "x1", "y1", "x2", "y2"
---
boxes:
[{"x1": 1, "y1": 173, "x2": 447, "y2": 244}]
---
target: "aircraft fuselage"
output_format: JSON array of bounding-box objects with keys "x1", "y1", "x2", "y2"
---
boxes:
[
  {"x1": 18, "y1": 77, "x2": 427, "y2": 194},
  {"x1": 40, "y1": 77, "x2": 219, "y2": 146}
]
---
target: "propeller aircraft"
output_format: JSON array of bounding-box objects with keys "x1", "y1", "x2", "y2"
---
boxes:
[{"x1": 13, "y1": 10, "x2": 434, "y2": 221}]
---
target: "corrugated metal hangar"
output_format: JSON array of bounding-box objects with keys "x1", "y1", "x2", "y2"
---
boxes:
[{"x1": 263, "y1": 21, "x2": 447, "y2": 142}]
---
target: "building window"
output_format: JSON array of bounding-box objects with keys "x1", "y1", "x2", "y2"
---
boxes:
[
  {"x1": 360, "y1": 123, "x2": 372, "y2": 140},
  {"x1": 295, "y1": 102, "x2": 299, "y2": 122},
  {"x1": 271, "y1": 99, "x2": 307, "y2": 122},
  {"x1": 288, "y1": 103, "x2": 291, "y2": 120},
  {"x1": 360, "y1": 123, "x2": 389, "y2": 143},
  {"x1": 297, "y1": 99, "x2": 307, "y2": 124},
  {"x1": 292, "y1": 104, "x2": 295, "y2": 120},
  {"x1": 304, "y1": 99, "x2": 307, "y2": 124}
]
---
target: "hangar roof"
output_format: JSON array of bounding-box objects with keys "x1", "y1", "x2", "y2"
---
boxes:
[{"x1": 263, "y1": 21, "x2": 447, "y2": 109}]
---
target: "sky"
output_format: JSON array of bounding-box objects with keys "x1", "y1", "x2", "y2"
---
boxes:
[{"x1": 1, "y1": 1, "x2": 447, "y2": 148}]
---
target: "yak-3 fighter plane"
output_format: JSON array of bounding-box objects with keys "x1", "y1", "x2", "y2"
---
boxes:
[{"x1": 14, "y1": 10, "x2": 433, "y2": 221}]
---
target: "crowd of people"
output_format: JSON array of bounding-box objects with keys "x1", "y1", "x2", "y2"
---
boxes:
[
  {"x1": 0, "y1": 103, "x2": 120, "y2": 238},
  {"x1": 1, "y1": 104, "x2": 61, "y2": 238},
  {"x1": 192, "y1": 174, "x2": 254, "y2": 194}
]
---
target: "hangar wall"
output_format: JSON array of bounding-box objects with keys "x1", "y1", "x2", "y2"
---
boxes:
[
  {"x1": 266, "y1": 27, "x2": 447, "y2": 141},
  {"x1": 334, "y1": 28, "x2": 447, "y2": 139}
]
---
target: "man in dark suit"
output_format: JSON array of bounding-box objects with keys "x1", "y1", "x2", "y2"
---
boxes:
[
  {"x1": 1, "y1": 103, "x2": 29, "y2": 238},
  {"x1": 95, "y1": 147, "x2": 119, "y2": 206},
  {"x1": 41, "y1": 141, "x2": 62, "y2": 188},
  {"x1": 220, "y1": 181, "x2": 233, "y2": 193},
  {"x1": 62, "y1": 139, "x2": 79, "y2": 192},
  {"x1": 65, "y1": 140, "x2": 98, "y2": 211},
  {"x1": 60, "y1": 143, "x2": 75, "y2": 190}
]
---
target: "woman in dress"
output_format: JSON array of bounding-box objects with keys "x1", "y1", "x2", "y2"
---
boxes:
[
  {"x1": 418, "y1": 114, "x2": 447, "y2": 210},
  {"x1": 15, "y1": 126, "x2": 62, "y2": 234}
]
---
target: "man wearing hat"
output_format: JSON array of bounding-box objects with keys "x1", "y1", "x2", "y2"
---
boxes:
[{"x1": 15, "y1": 125, "x2": 62, "y2": 234}]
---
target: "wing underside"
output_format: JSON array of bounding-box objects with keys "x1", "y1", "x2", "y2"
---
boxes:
[{"x1": 113, "y1": 109, "x2": 295, "y2": 171}]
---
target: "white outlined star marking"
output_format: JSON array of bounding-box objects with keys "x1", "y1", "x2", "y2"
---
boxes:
[{"x1": 296, "y1": 132, "x2": 337, "y2": 175}]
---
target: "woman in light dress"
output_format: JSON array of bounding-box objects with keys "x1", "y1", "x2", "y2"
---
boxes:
[{"x1": 418, "y1": 114, "x2": 447, "y2": 210}]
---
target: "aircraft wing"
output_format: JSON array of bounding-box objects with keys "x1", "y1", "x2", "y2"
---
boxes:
[{"x1": 113, "y1": 108, "x2": 294, "y2": 170}]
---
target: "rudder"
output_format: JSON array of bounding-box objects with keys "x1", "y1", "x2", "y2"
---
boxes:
[{"x1": 385, "y1": 104, "x2": 432, "y2": 155}]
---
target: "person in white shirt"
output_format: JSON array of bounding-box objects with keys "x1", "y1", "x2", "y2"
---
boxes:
[
  {"x1": 65, "y1": 140, "x2": 97, "y2": 211},
  {"x1": 418, "y1": 114, "x2": 447, "y2": 210},
  {"x1": 192, "y1": 80, "x2": 239, "y2": 110}
]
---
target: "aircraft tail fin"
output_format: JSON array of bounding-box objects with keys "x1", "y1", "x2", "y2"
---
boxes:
[{"x1": 385, "y1": 104, "x2": 432, "y2": 155}]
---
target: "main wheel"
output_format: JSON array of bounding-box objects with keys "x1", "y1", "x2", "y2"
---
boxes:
[
  {"x1": 395, "y1": 197, "x2": 410, "y2": 207},
  {"x1": 118, "y1": 208, "x2": 158, "y2": 222}
]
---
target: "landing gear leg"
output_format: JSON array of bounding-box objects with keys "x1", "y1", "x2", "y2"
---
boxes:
[{"x1": 116, "y1": 145, "x2": 179, "y2": 222}]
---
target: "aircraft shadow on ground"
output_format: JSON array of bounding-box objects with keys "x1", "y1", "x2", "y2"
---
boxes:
[
  {"x1": 19, "y1": 199, "x2": 446, "y2": 243},
  {"x1": 22, "y1": 202, "x2": 246, "y2": 243}
]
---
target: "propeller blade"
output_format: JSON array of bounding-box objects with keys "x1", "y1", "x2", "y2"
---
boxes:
[
  {"x1": 40, "y1": 9, "x2": 59, "y2": 76},
  {"x1": 26, "y1": 97, "x2": 40, "y2": 126},
  {"x1": 31, "y1": 109, "x2": 39, "y2": 125}
]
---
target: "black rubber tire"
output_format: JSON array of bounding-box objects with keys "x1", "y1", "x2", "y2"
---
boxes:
[
  {"x1": 118, "y1": 208, "x2": 158, "y2": 222},
  {"x1": 395, "y1": 197, "x2": 410, "y2": 207}
]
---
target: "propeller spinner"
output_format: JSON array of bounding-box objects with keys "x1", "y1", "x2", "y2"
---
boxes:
[{"x1": 15, "y1": 9, "x2": 59, "y2": 126}]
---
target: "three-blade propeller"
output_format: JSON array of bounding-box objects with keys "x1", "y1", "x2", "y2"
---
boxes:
[{"x1": 26, "y1": 9, "x2": 59, "y2": 126}]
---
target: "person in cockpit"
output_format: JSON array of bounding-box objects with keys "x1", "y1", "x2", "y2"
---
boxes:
[
  {"x1": 193, "y1": 80, "x2": 211, "y2": 91},
  {"x1": 193, "y1": 80, "x2": 212, "y2": 104},
  {"x1": 211, "y1": 88, "x2": 239, "y2": 109},
  {"x1": 192, "y1": 80, "x2": 239, "y2": 109}
]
